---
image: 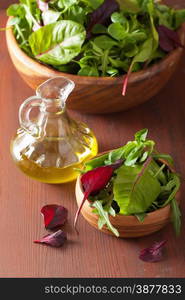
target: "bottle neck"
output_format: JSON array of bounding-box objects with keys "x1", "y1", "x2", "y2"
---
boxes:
[{"x1": 41, "y1": 98, "x2": 66, "y2": 114}]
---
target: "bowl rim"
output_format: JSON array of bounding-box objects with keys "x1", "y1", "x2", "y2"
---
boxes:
[
  {"x1": 76, "y1": 152, "x2": 181, "y2": 221},
  {"x1": 6, "y1": 17, "x2": 185, "y2": 86}
]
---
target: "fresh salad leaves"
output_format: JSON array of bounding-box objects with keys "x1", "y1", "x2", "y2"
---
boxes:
[
  {"x1": 29, "y1": 20, "x2": 86, "y2": 65},
  {"x1": 6, "y1": 0, "x2": 185, "y2": 94},
  {"x1": 80, "y1": 129, "x2": 181, "y2": 237}
]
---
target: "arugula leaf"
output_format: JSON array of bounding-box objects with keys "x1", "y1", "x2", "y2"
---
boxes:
[
  {"x1": 92, "y1": 200, "x2": 119, "y2": 237},
  {"x1": 135, "y1": 128, "x2": 148, "y2": 143},
  {"x1": 29, "y1": 20, "x2": 86, "y2": 65}
]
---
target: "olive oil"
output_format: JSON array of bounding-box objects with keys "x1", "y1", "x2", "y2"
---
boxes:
[
  {"x1": 11, "y1": 130, "x2": 98, "y2": 183},
  {"x1": 10, "y1": 77, "x2": 98, "y2": 183}
]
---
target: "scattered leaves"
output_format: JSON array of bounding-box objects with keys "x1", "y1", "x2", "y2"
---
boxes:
[
  {"x1": 41, "y1": 204, "x2": 68, "y2": 230},
  {"x1": 139, "y1": 240, "x2": 167, "y2": 262},
  {"x1": 34, "y1": 230, "x2": 67, "y2": 247}
]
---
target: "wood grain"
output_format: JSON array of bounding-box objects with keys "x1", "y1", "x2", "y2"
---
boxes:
[{"x1": 0, "y1": 1, "x2": 185, "y2": 278}]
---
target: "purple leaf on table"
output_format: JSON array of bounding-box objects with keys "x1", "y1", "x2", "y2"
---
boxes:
[
  {"x1": 139, "y1": 240, "x2": 167, "y2": 262},
  {"x1": 34, "y1": 230, "x2": 67, "y2": 247}
]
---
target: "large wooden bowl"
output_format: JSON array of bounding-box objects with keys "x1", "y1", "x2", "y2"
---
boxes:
[
  {"x1": 75, "y1": 171, "x2": 181, "y2": 238},
  {"x1": 6, "y1": 20, "x2": 185, "y2": 114}
]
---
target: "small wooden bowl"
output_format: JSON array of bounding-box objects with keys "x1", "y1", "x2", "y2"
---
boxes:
[
  {"x1": 6, "y1": 19, "x2": 185, "y2": 114},
  {"x1": 75, "y1": 169, "x2": 181, "y2": 238}
]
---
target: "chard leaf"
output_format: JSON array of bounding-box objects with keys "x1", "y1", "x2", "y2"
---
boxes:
[
  {"x1": 29, "y1": 20, "x2": 86, "y2": 65},
  {"x1": 113, "y1": 158, "x2": 161, "y2": 215},
  {"x1": 93, "y1": 200, "x2": 119, "y2": 237},
  {"x1": 171, "y1": 198, "x2": 181, "y2": 236}
]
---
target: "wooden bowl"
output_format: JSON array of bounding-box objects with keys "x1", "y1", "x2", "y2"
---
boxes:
[
  {"x1": 6, "y1": 20, "x2": 185, "y2": 114},
  {"x1": 75, "y1": 171, "x2": 181, "y2": 238}
]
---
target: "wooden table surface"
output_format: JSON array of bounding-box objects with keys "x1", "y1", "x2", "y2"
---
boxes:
[{"x1": 0, "y1": 1, "x2": 185, "y2": 278}]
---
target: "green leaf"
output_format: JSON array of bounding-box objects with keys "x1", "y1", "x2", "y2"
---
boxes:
[
  {"x1": 108, "y1": 23, "x2": 127, "y2": 41},
  {"x1": 93, "y1": 201, "x2": 119, "y2": 237},
  {"x1": 42, "y1": 10, "x2": 61, "y2": 25},
  {"x1": 133, "y1": 37, "x2": 154, "y2": 64},
  {"x1": 7, "y1": 4, "x2": 25, "y2": 17},
  {"x1": 174, "y1": 9, "x2": 185, "y2": 29},
  {"x1": 78, "y1": 65, "x2": 99, "y2": 76},
  {"x1": 116, "y1": 0, "x2": 141, "y2": 13},
  {"x1": 29, "y1": 20, "x2": 86, "y2": 65},
  {"x1": 7, "y1": 17, "x2": 20, "y2": 26},
  {"x1": 152, "y1": 153, "x2": 174, "y2": 166},
  {"x1": 135, "y1": 212, "x2": 147, "y2": 222},
  {"x1": 171, "y1": 198, "x2": 181, "y2": 236},
  {"x1": 147, "y1": 0, "x2": 159, "y2": 52},
  {"x1": 160, "y1": 173, "x2": 181, "y2": 207},
  {"x1": 135, "y1": 128, "x2": 148, "y2": 142},
  {"x1": 92, "y1": 24, "x2": 107, "y2": 34},
  {"x1": 82, "y1": 0, "x2": 104, "y2": 10},
  {"x1": 113, "y1": 159, "x2": 161, "y2": 215},
  {"x1": 94, "y1": 35, "x2": 118, "y2": 50}
]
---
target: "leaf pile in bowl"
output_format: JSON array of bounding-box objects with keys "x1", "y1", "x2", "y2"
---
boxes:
[
  {"x1": 75, "y1": 129, "x2": 181, "y2": 237},
  {"x1": 7, "y1": 0, "x2": 185, "y2": 94}
]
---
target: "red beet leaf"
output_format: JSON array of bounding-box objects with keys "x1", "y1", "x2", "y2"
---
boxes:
[
  {"x1": 41, "y1": 204, "x2": 68, "y2": 230},
  {"x1": 157, "y1": 25, "x2": 183, "y2": 52},
  {"x1": 86, "y1": 0, "x2": 119, "y2": 39},
  {"x1": 139, "y1": 240, "x2": 167, "y2": 262},
  {"x1": 34, "y1": 230, "x2": 67, "y2": 247},
  {"x1": 74, "y1": 160, "x2": 123, "y2": 231}
]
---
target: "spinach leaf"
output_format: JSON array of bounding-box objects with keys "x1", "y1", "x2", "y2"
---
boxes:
[{"x1": 29, "y1": 20, "x2": 86, "y2": 65}]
